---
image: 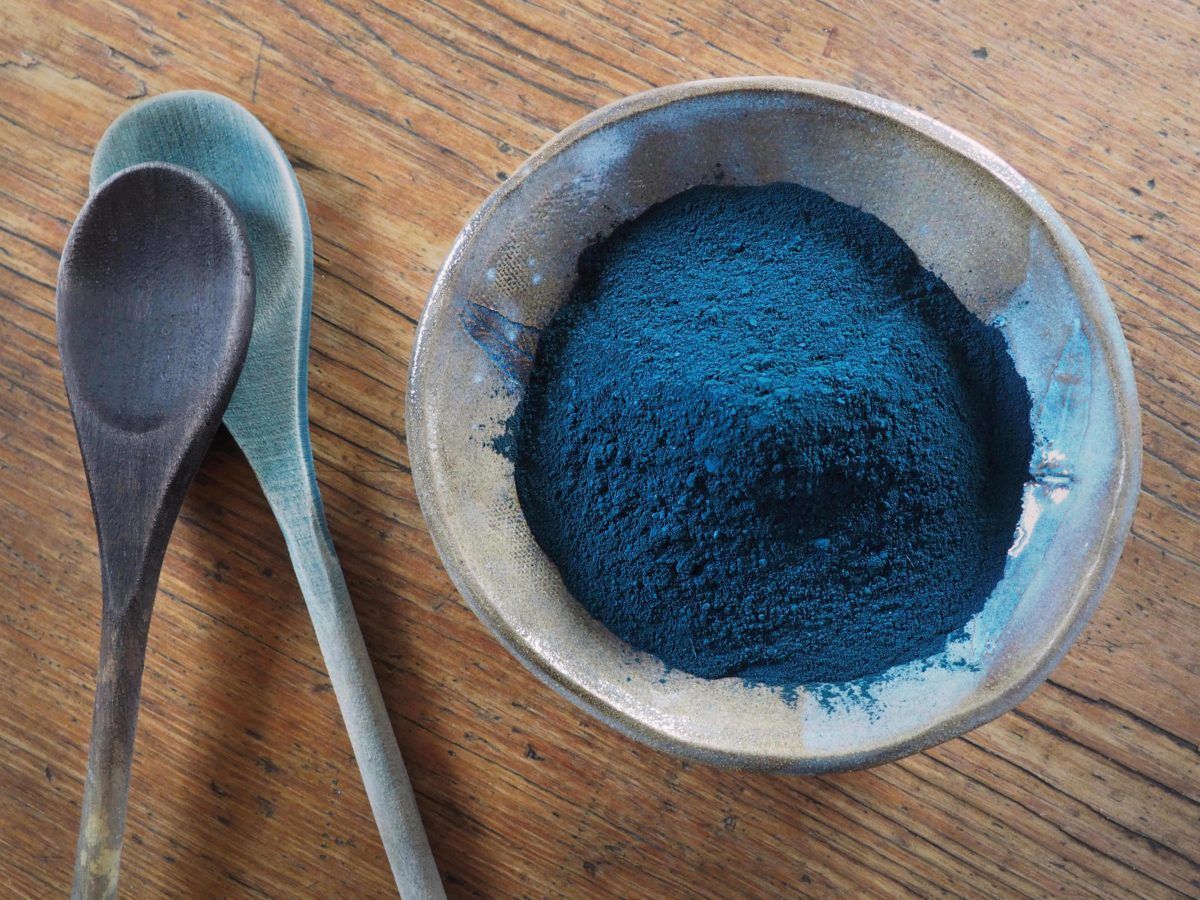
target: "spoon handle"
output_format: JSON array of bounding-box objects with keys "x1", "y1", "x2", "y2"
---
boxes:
[
  {"x1": 271, "y1": 490, "x2": 445, "y2": 900},
  {"x1": 71, "y1": 554, "x2": 163, "y2": 900}
]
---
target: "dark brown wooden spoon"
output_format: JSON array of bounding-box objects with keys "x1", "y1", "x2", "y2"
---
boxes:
[{"x1": 57, "y1": 162, "x2": 255, "y2": 899}]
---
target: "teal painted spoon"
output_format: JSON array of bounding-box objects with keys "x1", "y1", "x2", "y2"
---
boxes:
[{"x1": 92, "y1": 92, "x2": 444, "y2": 899}]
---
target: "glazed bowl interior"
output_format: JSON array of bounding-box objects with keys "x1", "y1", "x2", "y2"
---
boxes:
[{"x1": 408, "y1": 78, "x2": 1140, "y2": 771}]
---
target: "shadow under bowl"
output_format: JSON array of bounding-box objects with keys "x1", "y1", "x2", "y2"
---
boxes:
[{"x1": 407, "y1": 77, "x2": 1141, "y2": 772}]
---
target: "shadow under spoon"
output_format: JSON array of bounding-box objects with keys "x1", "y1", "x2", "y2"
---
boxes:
[
  {"x1": 58, "y1": 162, "x2": 255, "y2": 899},
  {"x1": 91, "y1": 92, "x2": 445, "y2": 898}
]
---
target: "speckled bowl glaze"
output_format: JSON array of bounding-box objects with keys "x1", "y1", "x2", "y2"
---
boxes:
[{"x1": 407, "y1": 78, "x2": 1141, "y2": 772}]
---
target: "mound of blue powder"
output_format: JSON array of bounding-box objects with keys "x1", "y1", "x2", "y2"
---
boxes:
[{"x1": 502, "y1": 184, "x2": 1033, "y2": 687}]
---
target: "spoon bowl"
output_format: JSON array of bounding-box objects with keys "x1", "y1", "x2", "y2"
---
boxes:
[{"x1": 58, "y1": 161, "x2": 254, "y2": 898}]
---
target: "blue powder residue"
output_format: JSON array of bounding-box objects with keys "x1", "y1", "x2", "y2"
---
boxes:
[{"x1": 500, "y1": 184, "x2": 1033, "y2": 688}]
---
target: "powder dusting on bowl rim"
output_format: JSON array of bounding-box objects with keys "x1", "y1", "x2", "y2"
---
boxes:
[{"x1": 407, "y1": 77, "x2": 1142, "y2": 771}]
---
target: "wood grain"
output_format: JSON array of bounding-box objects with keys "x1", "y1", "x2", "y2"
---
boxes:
[{"x1": 2, "y1": 1, "x2": 1197, "y2": 897}]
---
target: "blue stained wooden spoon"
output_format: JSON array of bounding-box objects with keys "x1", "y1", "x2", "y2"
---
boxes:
[{"x1": 92, "y1": 92, "x2": 444, "y2": 899}]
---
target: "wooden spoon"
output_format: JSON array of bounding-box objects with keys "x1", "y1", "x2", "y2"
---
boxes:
[
  {"x1": 92, "y1": 92, "x2": 445, "y2": 898},
  {"x1": 57, "y1": 162, "x2": 255, "y2": 899}
]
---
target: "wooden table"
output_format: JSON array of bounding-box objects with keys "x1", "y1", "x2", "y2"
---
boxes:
[{"x1": 2, "y1": 2, "x2": 1196, "y2": 896}]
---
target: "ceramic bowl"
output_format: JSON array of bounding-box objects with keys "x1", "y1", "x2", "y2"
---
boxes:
[{"x1": 407, "y1": 78, "x2": 1141, "y2": 772}]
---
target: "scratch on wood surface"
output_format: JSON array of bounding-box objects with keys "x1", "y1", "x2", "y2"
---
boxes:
[
  {"x1": 250, "y1": 34, "x2": 264, "y2": 102},
  {"x1": 823, "y1": 25, "x2": 839, "y2": 58}
]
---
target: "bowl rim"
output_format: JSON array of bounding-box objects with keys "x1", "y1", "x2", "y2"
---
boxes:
[{"x1": 407, "y1": 76, "x2": 1142, "y2": 771}]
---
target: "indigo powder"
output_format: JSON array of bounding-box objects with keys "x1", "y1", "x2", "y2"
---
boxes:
[{"x1": 503, "y1": 184, "x2": 1033, "y2": 687}]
